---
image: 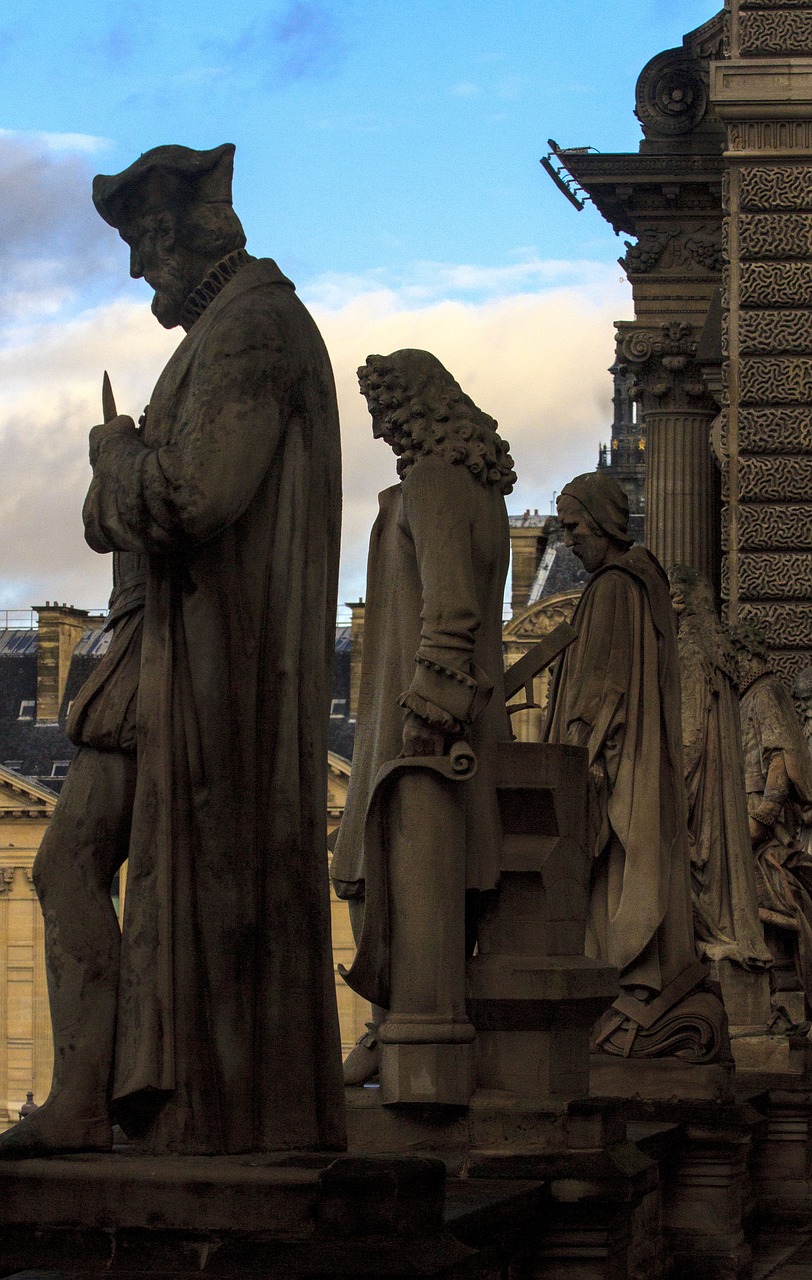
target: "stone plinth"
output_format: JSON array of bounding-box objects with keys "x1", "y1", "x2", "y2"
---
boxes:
[
  {"x1": 0, "y1": 1150, "x2": 478, "y2": 1278},
  {"x1": 590, "y1": 1054, "x2": 736, "y2": 1104}
]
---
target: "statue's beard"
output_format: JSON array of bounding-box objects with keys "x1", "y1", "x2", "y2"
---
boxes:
[{"x1": 149, "y1": 260, "x2": 193, "y2": 329}]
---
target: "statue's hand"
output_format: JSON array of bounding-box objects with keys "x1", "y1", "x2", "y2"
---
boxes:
[
  {"x1": 401, "y1": 711, "x2": 446, "y2": 757},
  {"x1": 748, "y1": 814, "x2": 772, "y2": 848},
  {"x1": 89, "y1": 415, "x2": 137, "y2": 466}
]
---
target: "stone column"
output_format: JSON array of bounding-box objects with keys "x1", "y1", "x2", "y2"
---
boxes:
[
  {"x1": 711, "y1": 1, "x2": 812, "y2": 683},
  {"x1": 618, "y1": 322, "x2": 721, "y2": 584}
]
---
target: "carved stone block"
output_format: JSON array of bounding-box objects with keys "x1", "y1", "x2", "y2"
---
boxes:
[
  {"x1": 739, "y1": 457, "x2": 812, "y2": 501},
  {"x1": 739, "y1": 406, "x2": 812, "y2": 452},
  {"x1": 740, "y1": 355, "x2": 812, "y2": 402},
  {"x1": 740, "y1": 164, "x2": 812, "y2": 211},
  {"x1": 740, "y1": 262, "x2": 812, "y2": 307},
  {"x1": 739, "y1": 552, "x2": 812, "y2": 599},
  {"x1": 738, "y1": 602, "x2": 812, "y2": 649},
  {"x1": 739, "y1": 308, "x2": 812, "y2": 353},
  {"x1": 739, "y1": 11, "x2": 812, "y2": 56},
  {"x1": 738, "y1": 502, "x2": 812, "y2": 549}
]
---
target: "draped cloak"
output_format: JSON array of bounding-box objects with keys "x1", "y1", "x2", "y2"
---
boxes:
[
  {"x1": 81, "y1": 257, "x2": 346, "y2": 1154},
  {"x1": 330, "y1": 455, "x2": 511, "y2": 1005},
  {"x1": 544, "y1": 546, "x2": 697, "y2": 992},
  {"x1": 677, "y1": 618, "x2": 773, "y2": 969}
]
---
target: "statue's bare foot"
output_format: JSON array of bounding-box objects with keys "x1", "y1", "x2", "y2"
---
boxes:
[{"x1": 0, "y1": 1099, "x2": 113, "y2": 1159}]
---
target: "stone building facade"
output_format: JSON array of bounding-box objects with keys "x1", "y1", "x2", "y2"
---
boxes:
[{"x1": 549, "y1": 4, "x2": 812, "y2": 683}]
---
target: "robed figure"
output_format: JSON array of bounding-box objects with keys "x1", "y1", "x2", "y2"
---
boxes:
[
  {"x1": 0, "y1": 144, "x2": 345, "y2": 1157},
  {"x1": 545, "y1": 473, "x2": 725, "y2": 1061}
]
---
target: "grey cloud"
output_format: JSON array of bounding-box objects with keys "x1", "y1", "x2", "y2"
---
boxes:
[
  {"x1": 0, "y1": 136, "x2": 123, "y2": 320},
  {"x1": 215, "y1": 1, "x2": 346, "y2": 87}
]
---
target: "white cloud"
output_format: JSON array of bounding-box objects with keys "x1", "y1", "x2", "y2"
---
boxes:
[
  {"x1": 303, "y1": 261, "x2": 631, "y2": 605},
  {"x1": 0, "y1": 255, "x2": 630, "y2": 614},
  {"x1": 0, "y1": 129, "x2": 112, "y2": 155}
]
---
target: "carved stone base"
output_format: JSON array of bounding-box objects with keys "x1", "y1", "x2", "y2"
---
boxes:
[
  {"x1": 730, "y1": 1031, "x2": 812, "y2": 1074},
  {"x1": 749, "y1": 1085, "x2": 812, "y2": 1223},
  {"x1": 590, "y1": 1053, "x2": 736, "y2": 1103},
  {"x1": 379, "y1": 1041, "x2": 475, "y2": 1106},
  {"x1": 0, "y1": 1151, "x2": 475, "y2": 1278},
  {"x1": 716, "y1": 958, "x2": 772, "y2": 1032},
  {"x1": 468, "y1": 954, "x2": 618, "y2": 1098}
]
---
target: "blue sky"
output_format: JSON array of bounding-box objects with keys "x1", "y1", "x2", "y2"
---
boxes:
[{"x1": 0, "y1": 0, "x2": 718, "y2": 611}]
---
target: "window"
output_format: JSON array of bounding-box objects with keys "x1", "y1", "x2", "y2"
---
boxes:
[
  {"x1": 3, "y1": 760, "x2": 22, "y2": 772},
  {"x1": 330, "y1": 699, "x2": 347, "y2": 719},
  {"x1": 17, "y1": 700, "x2": 35, "y2": 720},
  {"x1": 50, "y1": 761, "x2": 70, "y2": 779}
]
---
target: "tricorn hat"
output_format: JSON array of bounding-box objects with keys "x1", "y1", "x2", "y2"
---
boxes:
[{"x1": 93, "y1": 143, "x2": 236, "y2": 232}]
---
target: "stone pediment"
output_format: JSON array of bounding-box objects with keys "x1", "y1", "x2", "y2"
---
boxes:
[
  {"x1": 0, "y1": 765, "x2": 57, "y2": 817},
  {"x1": 503, "y1": 590, "x2": 582, "y2": 643}
]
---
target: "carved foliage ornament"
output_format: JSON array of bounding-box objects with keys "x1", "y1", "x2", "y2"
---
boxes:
[
  {"x1": 618, "y1": 323, "x2": 713, "y2": 407},
  {"x1": 635, "y1": 49, "x2": 709, "y2": 139},
  {"x1": 619, "y1": 224, "x2": 724, "y2": 276}
]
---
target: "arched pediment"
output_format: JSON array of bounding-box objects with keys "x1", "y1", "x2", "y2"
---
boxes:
[{"x1": 503, "y1": 590, "x2": 582, "y2": 643}]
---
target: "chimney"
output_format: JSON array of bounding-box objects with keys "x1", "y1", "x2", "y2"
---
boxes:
[
  {"x1": 508, "y1": 516, "x2": 550, "y2": 615},
  {"x1": 346, "y1": 600, "x2": 365, "y2": 721},
  {"x1": 32, "y1": 604, "x2": 93, "y2": 724}
]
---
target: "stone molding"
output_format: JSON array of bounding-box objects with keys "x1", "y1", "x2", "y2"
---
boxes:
[{"x1": 711, "y1": 59, "x2": 812, "y2": 120}]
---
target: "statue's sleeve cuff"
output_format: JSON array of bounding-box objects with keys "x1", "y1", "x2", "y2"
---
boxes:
[
  {"x1": 397, "y1": 689, "x2": 462, "y2": 734},
  {"x1": 405, "y1": 654, "x2": 493, "y2": 724}
]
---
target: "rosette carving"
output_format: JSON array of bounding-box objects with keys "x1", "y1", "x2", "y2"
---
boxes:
[{"x1": 635, "y1": 49, "x2": 708, "y2": 139}]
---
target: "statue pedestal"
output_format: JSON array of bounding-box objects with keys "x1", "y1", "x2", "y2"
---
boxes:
[
  {"x1": 590, "y1": 1054, "x2": 736, "y2": 1104},
  {"x1": 469, "y1": 955, "x2": 617, "y2": 1098},
  {"x1": 379, "y1": 1040, "x2": 475, "y2": 1106},
  {"x1": 716, "y1": 958, "x2": 772, "y2": 1031}
]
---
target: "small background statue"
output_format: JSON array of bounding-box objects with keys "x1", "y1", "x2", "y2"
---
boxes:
[
  {"x1": 731, "y1": 625, "x2": 812, "y2": 1015},
  {"x1": 793, "y1": 666, "x2": 812, "y2": 857},
  {"x1": 669, "y1": 566, "x2": 772, "y2": 977}
]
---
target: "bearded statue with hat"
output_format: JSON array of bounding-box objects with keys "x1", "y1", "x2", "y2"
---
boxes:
[
  {"x1": 545, "y1": 472, "x2": 727, "y2": 1062},
  {"x1": 0, "y1": 144, "x2": 345, "y2": 1156}
]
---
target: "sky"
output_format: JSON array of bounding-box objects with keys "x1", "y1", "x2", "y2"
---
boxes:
[{"x1": 0, "y1": 0, "x2": 718, "y2": 615}]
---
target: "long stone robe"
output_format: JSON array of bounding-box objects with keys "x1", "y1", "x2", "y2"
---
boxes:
[
  {"x1": 331, "y1": 455, "x2": 510, "y2": 1005},
  {"x1": 678, "y1": 617, "x2": 773, "y2": 969},
  {"x1": 545, "y1": 546, "x2": 696, "y2": 993},
  {"x1": 82, "y1": 257, "x2": 345, "y2": 1154}
]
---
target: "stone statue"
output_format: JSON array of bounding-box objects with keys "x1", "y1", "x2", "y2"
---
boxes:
[
  {"x1": 544, "y1": 473, "x2": 725, "y2": 1061},
  {"x1": 731, "y1": 625, "x2": 812, "y2": 1010},
  {"x1": 330, "y1": 350, "x2": 514, "y2": 1094},
  {"x1": 0, "y1": 144, "x2": 345, "y2": 1156},
  {"x1": 793, "y1": 666, "x2": 812, "y2": 857},
  {"x1": 668, "y1": 566, "x2": 772, "y2": 974}
]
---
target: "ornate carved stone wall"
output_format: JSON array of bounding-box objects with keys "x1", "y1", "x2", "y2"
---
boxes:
[{"x1": 711, "y1": 3, "x2": 812, "y2": 681}]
